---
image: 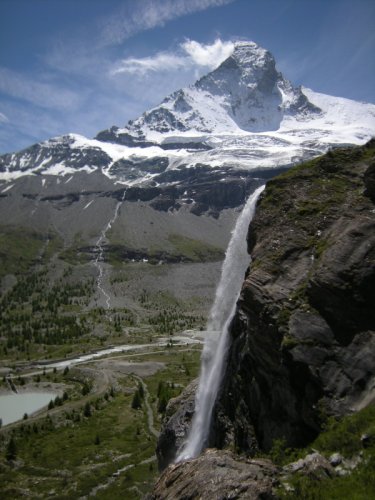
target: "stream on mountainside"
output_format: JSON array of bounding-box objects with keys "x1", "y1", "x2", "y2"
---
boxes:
[
  {"x1": 177, "y1": 185, "x2": 265, "y2": 461},
  {"x1": 93, "y1": 189, "x2": 127, "y2": 309}
]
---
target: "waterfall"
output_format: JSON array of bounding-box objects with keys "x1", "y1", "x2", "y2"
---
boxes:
[
  {"x1": 94, "y1": 189, "x2": 127, "y2": 309},
  {"x1": 176, "y1": 185, "x2": 265, "y2": 462}
]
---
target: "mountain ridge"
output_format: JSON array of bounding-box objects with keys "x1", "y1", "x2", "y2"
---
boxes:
[{"x1": 1, "y1": 41, "x2": 374, "y2": 186}]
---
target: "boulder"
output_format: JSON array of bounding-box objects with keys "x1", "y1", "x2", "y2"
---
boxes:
[{"x1": 283, "y1": 452, "x2": 335, "y2": 480}]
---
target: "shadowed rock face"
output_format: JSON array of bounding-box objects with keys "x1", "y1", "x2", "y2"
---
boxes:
[
  {"x1": 212, "y1": 139, "x2": 375, "y2": 453},
  {"x1": 156, "y1": 380, "x2": 197, "y2": 471},
  {"x1": 156, "y1": 140, "x2": 375, "y2": 473}
]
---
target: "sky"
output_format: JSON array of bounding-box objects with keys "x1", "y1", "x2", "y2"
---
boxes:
[{"x1": 0, "y1": 0, "x2": 374, "y2": 154}]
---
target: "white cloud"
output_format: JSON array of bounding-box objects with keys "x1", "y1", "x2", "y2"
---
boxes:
[
  {"x1": 112, "y1": 38, "x2": 234, "y2": 76},
  {"x1": 99, "y1": 0, "x2": 234, "y2": 47},
  {"x1": 181, "y1": 39, "x2": 234, "y2": 69},
  {"x1": 108, "y1": 38, "x2": 235, "y2": 113}
]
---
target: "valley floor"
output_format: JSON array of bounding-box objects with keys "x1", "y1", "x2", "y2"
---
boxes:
[
  {"x1": 0, "y1": 254, "x2": 217, "y2": 498},
  {"x1": 0, "y1": 338, "x2": 203, "y2": 499}
]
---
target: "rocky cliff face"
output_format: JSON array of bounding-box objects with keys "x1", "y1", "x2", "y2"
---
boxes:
[
  {"x1": 212, "y1": 139, "x2": 375, "y2": 454},
  {"x1": 156, "y1": 139, "x2": 375, "y2": 476}
]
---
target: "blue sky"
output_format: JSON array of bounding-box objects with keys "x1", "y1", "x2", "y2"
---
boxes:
[{"x1": 0, "y1": 0, "x2": 374, "y2": 154}]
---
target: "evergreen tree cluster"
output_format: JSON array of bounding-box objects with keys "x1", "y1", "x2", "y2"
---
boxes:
[
  {"x1": 148, "y1": 309, "x2": 203, "y2": 335},
  {"x1": 157, "y1": 381, "x2": 178, "y2": 414},
  {"x1": 0, "y1": 271, "x2": 93, "y2": 353}
]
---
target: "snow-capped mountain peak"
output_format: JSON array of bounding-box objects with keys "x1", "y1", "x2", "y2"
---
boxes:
[
  {"x1": 114, "y1": 40, "x2": 320, "y2": 140},
  {"x1": 1, "y1": 40, "x2": 374, "y2": 187}
]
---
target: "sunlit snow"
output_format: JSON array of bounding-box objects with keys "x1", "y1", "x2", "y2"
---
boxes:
[{"x1": 1, "y1": 41, "x2": 374, "y2": 184}]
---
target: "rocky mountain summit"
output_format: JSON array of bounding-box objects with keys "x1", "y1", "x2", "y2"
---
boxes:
[
  {"x1": 154, "y1": 140, "x2": 375, "y2": 496},
  {"x1": 112, "y1": 41, "x2": 319, "y2": 139}
]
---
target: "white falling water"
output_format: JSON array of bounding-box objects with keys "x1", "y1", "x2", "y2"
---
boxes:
[
  {"x1": 94, "y1": 189, "x2": 127, "y2": 309},
  {"x1": 176, "y1": 185, "x2": 265, "y2": 462}
]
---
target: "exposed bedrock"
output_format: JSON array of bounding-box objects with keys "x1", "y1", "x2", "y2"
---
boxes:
[
  {"x1": 149, "y1": 449, "x2": 279, "y2": 500},
  {"x1": 156, "y1": 380, "x2": 197, "y2": 472}
]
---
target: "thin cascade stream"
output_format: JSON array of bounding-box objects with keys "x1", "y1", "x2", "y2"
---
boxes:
[
  {"x1": 94, "y1": 189, "x2": 127, "y2": 309},
  {"x1": 176, "y1": 185, "x2": 265, "y2": 462}
]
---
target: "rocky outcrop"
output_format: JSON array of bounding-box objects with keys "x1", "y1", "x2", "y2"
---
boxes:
[
  {"x1": 150, "y1": 449, "x2": 279, "y2": 499},
  {"x1": 95, "y1": 126, "x2": 156, "y2": 148},
  {"x1": 282, "y1": 452, "x2": 335, "y2": 480},
  {"x1": 156, "y1": 380, "x2": 197, "y2": 471},
  {"x1": 150, "y1": 444, "x2": 368, "y2": 498},
  {"x1": 212, "y1": 139, "x2": 375, "y2": 453},
  {"x1": 363, "y1": 159, "x2": 375, "y2": 202},
  {"x1": 156, "y1": 140, "x2": 375, "y2": 479}
]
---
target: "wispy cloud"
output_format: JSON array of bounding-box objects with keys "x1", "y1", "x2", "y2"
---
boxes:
[
  {"x1": 0, "y1": 86, "x2": 146, "y2": 154},
  {"x1": 99, "y1": 0, "x2": 234, "y2": 47},
  {"x1": 0, "y1": 67, "x2": 82, "y2": 111},
  {"x1": 112, "y1": 52, "x2": 187, "y2": 76},
  {"x1": 0, "y1": 111, "x2": 9, "y2": 123},
  {"x1": 0, "y1": 100, "x2": 69, "y2": 153},
  {"x1": 112, "y1": 39, "x2": 234, "y2": 75},
  {"x1": 108, "y1": 39, "x2": 235, "y2": 108},
  {"x1": 0, "y1": 0, "x2": 236, "y2": 153}
]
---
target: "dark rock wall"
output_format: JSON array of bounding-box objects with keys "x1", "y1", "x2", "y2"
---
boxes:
[{"x1": 212, "y1": 139, "x2": 375, "y2": 454}]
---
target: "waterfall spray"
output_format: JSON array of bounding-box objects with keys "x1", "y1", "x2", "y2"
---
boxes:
[{"x1": 176, "y1": 185, "x2": 265, "y2": 462}]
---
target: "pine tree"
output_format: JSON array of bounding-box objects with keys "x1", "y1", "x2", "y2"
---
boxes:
[
  {"x1": 138, "y1": 382, "x2": 144, "y2": 399},
  {"x1": 131, "y1": 390, "x2": 142, "y2": 410},
  {"x1": 6, "y1": 437, "x2": 17, "y2": 461},
  {"x1": 157, "y1": 394, "x2": 168, "y2": 414},
  {"x1": 83, "y1": 402, "x2": 91, "y2": 417}
]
